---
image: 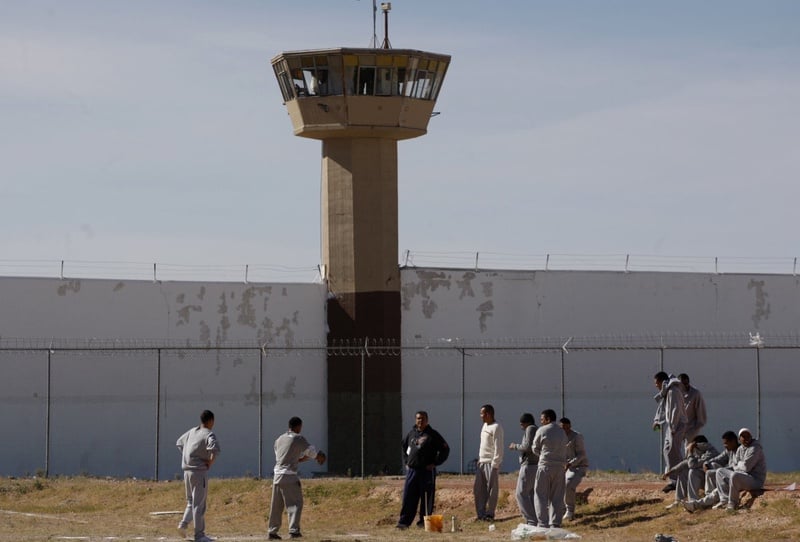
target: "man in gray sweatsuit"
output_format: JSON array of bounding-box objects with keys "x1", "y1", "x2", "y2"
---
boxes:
[
  {"x1": 653, "y1": 372, "x2": 687, "y2": 492},
  {"x1": 508, "y1": 412, "x2": 538, "y2": 526},
  {"x1": 714, "y1": 428, "x2": 766, "y2": 511},
  {"x1": 268, "y1": 417, "x2": 326, "y2": 540},
  {"x1": 560, "y1": 417, "x2": 589, "y2": 521},
  {"x1": 177, "y1": 410, "x2": 221, "y2": 542},
  {"x1": 532, "y1": 409, "x2": 568, "y2": 529}
]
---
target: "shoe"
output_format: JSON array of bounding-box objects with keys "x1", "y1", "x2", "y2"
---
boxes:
[
  {"x1": 683, "y1": 500, "x2": 697, "y2": 513},
  {"x1": 416, "y1": 520, "x2": 424, "y2": 528},
  {"x1": 726, "y1": 503, "x2": 737, "y2": 511},
  {"x1": 178, "y1": 525, "x2": 188, "y2": 539},
  {"x1": 195, "y1": 537, "x2": 213, "y2": 542},
  {"x1": 395, "y1": 524, "x2": 408, "y2": 530},
  {"x1": 661, "y1": 483, "x2": 676, "y2": 493},
  {"x1": 289, "y1": 533, "x2": 303, "y2": 539},
  {"x1": 483, "y1": 515, "x2": 495, "y2": 522},
  {"x1": 665, "y1": 500, "x2": 682, "y2": 510},
  {"x1": 563, "y1": 512, "x2": 574, "y2": 521},
  {"x1": 712, "y1": 501, "x2": 728, "y2": 510},
  {"x1": 268, "y1": 534, "x2": 282, "y2": 540}
]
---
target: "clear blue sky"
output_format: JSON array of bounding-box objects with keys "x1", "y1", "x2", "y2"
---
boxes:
[{"x1": 2, "y1": 1, "x2": 798, "y2": 280}]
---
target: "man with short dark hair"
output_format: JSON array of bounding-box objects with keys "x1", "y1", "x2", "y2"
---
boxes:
[
  {"x1": 509, "y1": 413, "x2": 538, "y2": 525},
  {"x1": 653, "y1": 371, "x2": 687, "y2": 493},
  {"x1": 560, "y1": 417, "x2": 588, "y2": 521},
  {"x1": 533, "y1": 409, "x2": 568, "y2": 528},
  {"x1": 268, "y1": 417, "x2": 326, "y2": 539},
  {"x1": 177, "y1": 410, "x2": 221, "y2": 542},
  {"x1": 396, "y1": 411, "x2": 450, "y2": 530},
  {"x1": 474, "y1": 404, "x2": 503, "y2": 522}
]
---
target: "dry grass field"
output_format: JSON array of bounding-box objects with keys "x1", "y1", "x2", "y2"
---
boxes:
[{"x1": 1, "y1": 472, "x2": 799, "y2": 541}]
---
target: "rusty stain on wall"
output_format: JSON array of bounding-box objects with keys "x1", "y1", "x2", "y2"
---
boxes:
[
  {"x1": 57, "y1": 280, "x2": 81, "y2": 296},
  {"x1": 747, "y1": 279, "x2": 771, "y2": 328}
]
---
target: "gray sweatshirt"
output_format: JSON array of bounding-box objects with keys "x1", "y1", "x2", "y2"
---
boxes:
[
  {"x1": 510, "y1": 424, "x2": 538, "y2": 466},
  {"x1": 565, "y1": 429, "x2": 589, "y2": 469},
  {"x1": 274, "y1": 431, "x2": 318, "y2": 476},
  {"x1": 177, "y1": 425, "x2": 221, "y2": 471},
  {"x1": 732, "y1": 439, "x2": 767, "y2": 487},
  {"x1": 653, "y1": 375, "x2": 688, "y2": 433},
  {"x1": 533, "y1": 422, "x2": 568, "y2": 467}
]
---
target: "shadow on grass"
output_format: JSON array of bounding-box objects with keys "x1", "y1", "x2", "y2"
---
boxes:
[{"x1": 577, "y1": 497, "x2": 663, "y2": 529}]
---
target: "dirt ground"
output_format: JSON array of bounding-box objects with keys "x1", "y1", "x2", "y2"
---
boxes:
[{"x1": 1, "y1": 473, "x2": 799, "y2": 541}]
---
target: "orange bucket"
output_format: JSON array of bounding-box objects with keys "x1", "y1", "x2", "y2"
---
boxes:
[{"x1": 423, "y1": 514, "x2": 443, "y2": 532}]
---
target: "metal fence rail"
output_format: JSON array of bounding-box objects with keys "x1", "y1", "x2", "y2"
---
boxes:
[{"x1": 2, "y1": 332, "x2": 798, "y2": 478}]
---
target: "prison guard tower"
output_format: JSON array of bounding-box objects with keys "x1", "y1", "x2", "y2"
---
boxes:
[{"x1": 271, "y1": 14, "x2": 450, "y2": 475}]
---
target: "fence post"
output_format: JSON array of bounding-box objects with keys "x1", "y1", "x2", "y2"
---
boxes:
[
  {"x1": 155, "y1": 348, "x2": 161, "y2": 481},
  {"x1": 361, "y1": 338, "x2": 368, "y2": 479},
  {"x1": 45, "y1": 348, "x2": 52, "y2": 477},
  {"x1": 459, "y1": 347, "x2": 466, "y2": 475},
  {"x1": 259, "y1": 345, "x2": 264, "y2": 479}
]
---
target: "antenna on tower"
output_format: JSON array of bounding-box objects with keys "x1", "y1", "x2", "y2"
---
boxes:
[{"x1": 380, "y1": 2, "x2": 392, "y2": 49}]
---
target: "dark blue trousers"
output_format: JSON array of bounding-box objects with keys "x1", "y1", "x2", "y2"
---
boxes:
[{"x1": 398, "y1": 467, "x2": 436, "y2": 527}]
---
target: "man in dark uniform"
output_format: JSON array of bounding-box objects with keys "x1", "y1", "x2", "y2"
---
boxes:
[{"x1": 396, "y1": 411, "x2": 450, "y2": 529}]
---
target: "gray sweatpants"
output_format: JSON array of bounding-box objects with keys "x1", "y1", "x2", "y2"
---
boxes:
[
  {"x1": 268, "y1": 473, "x2": 304, "y2": 535},
  {"x1": 179, "y1": 469, "x2": 208, "y2": 540},
  {"x1": 473, "y1": 463, "x2": 499, "y2": 519},
  {"x1": 716, "y1": 468, "x2": 760, "y2": 507},
  {"x1": 663, "y1": 427, "x2": 686, "y2": 483},
  {"x1": 534, "y1": 463, "x2": 566, "y2": 528},
  {"x1": 564, "y1": 466, "x2": 586, "y2": 515},
  {"x1": 515, "y1": 463, "x2": 538, "y2": 525}
]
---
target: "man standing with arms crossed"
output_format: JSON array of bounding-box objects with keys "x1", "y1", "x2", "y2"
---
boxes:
[
  {"x1": 474, "y1": 404, "x2": 503, "y2": 522},
  {"x1": 268, "y1": 417, "x2": 326, "y2": 540},
  {"x1": 177, "y1": 410, "x2": 221, "y2": 542}
]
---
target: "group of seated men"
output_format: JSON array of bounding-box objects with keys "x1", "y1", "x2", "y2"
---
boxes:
[{"x1": 661, "y1": 427, "x2": 766, "y2": 512}]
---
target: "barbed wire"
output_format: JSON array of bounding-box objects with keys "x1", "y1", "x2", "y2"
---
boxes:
[{"x1": 2, "y1": 331, "x2": 798, "y2": 356}]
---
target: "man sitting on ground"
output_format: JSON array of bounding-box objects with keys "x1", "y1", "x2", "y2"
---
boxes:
[
  {"x1": 662, "y1": 434, "x2": 718, "y2": 509},
  {"x1": 713, "y1": 428, "x2": 766, "y2": 511}
]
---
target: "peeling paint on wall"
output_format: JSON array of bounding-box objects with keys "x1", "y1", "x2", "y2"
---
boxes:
[
  {"x1": 456, "y1": 272, "x2": 475, "y2": 300},
  {"x1": 57, "y1": 280, "x2": 81, "y2": 296},
  {"x1": 113, "y1": 282, "x2": 124, "y2": 292},
  {"x1": 237, "y1": 287, "x2": 273, "y2": 328},
  {"x1": 747, "y1": 279, "x2": 771, "y2": 329},
  {"x1": 422, "y1": 298, "x2": 438, "y2": 319},
  {"x1": 176, "y1": 305, "x2": 202, "y2": 326},
  {"x1": 400, "y1": 270, "x2": 452, "y2": 311},
  {"x1": 477, "y1": 300, "x2": 494, "y2": 332}
]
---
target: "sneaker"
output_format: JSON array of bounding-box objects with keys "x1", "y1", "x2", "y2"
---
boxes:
[
  {"x1": 726, "y1": 503, "x2": 738, "y2": 512},
  {"x1": 268, "y1": 534, "x2": 282, "y2": 540},
  {"x1": 395, "y1": 524, "x2": 408, "y2": 530},
  {"x1": 196, "y1": 537, "x2": 213, "y2": 542},
  {"x1": 289, "y1": 534, "x2": 303, "y2": 539},
  {"x1": 661, "y1": 483, "x2": 676, "y2": 493},
  {"x1": 177, "y1": 525, "x2": 188, "y2": 539},
  {"x1": 563, "y1": 512, "x2": 575, "y2": 521},
  {"x1": 683, "y1": 500, "x2": 697, "y2": 513},
  {"x1": 712, "y1": 501, "x2": 729, "y2": 510},
  {"x1": 665, "y1": 500, "x2": 682, "y2": 510}
]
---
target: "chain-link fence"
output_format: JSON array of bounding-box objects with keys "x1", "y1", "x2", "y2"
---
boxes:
[{"x1": 3, "y1": 332, "x2": 799, "y2": 478}]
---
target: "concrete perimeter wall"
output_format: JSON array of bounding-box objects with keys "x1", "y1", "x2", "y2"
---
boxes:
[
  {"x1": 400, "y1": 268, "x2": 800, "y2": 473},
  {"x1": 0, "y1": 277, "x2": 328, "y2": 479},
  {"x1": 2, "y1": 268, "x2": 799, "y2": 477}
]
